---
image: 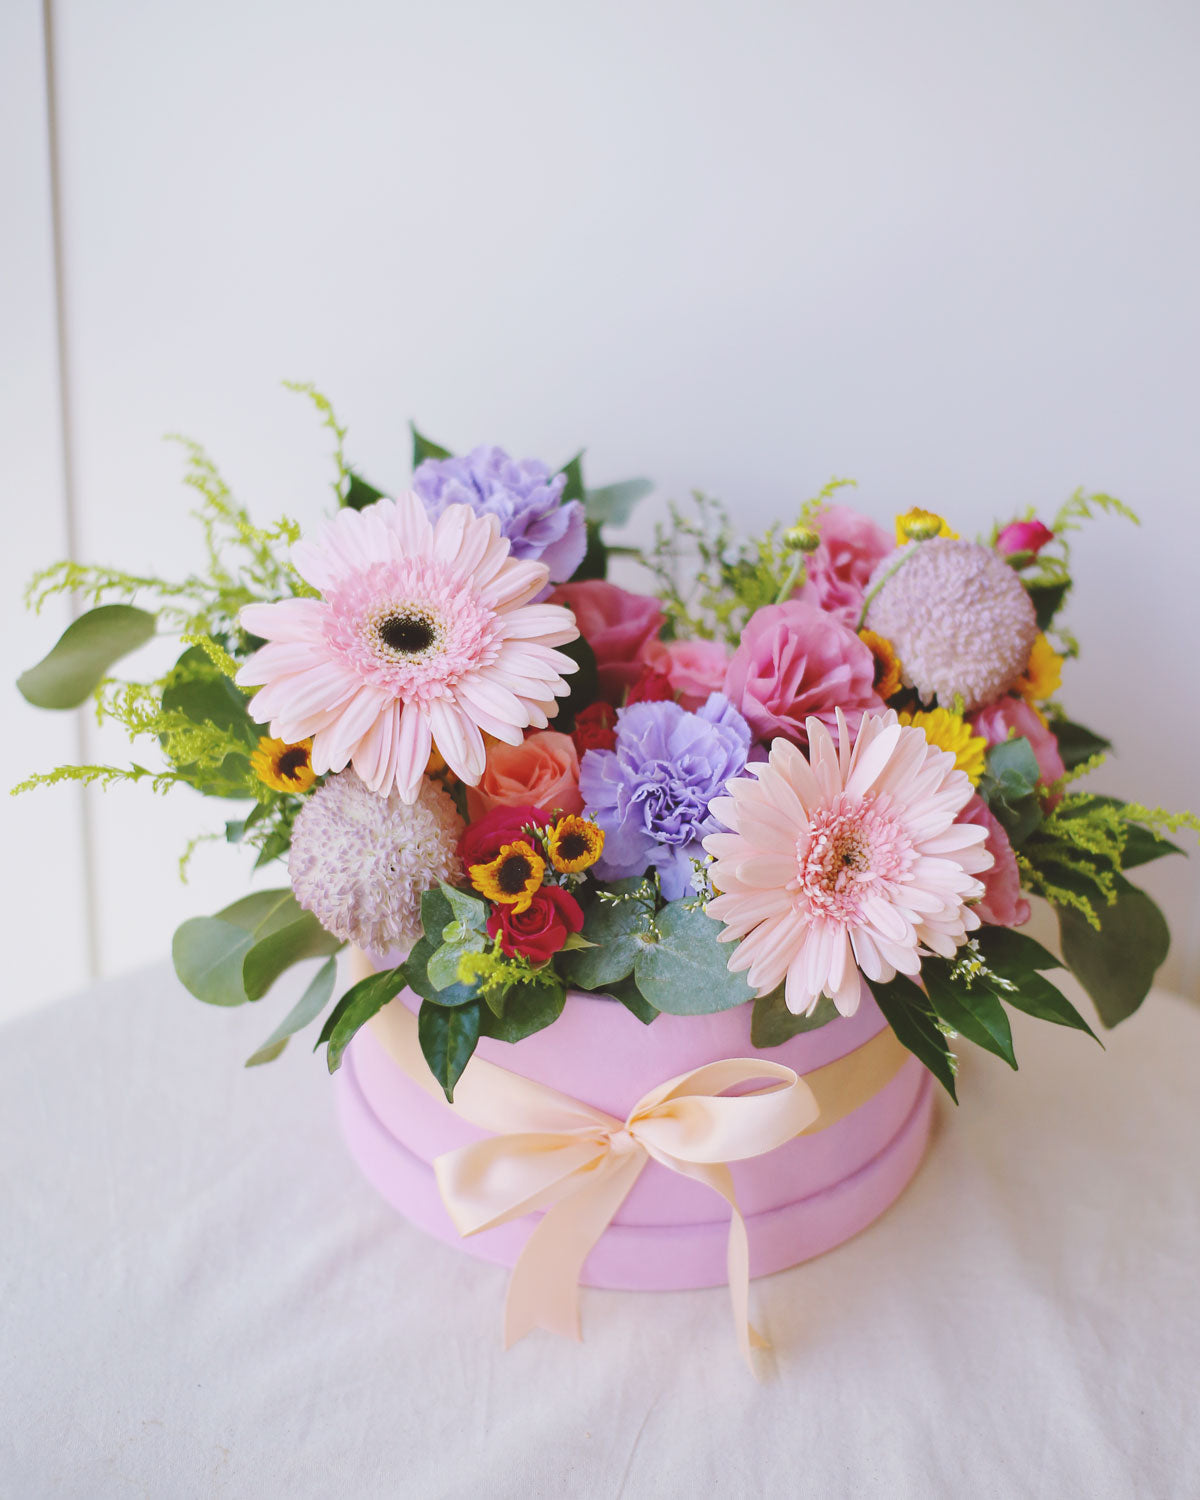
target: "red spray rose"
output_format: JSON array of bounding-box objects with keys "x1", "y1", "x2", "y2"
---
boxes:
[
  {"x1": 487, "y1": 884, "x2": 584, "y2": 963},
  {"x1": 624, "y1": 666, "x2": 675, "y2": 705},
  {"x1": 457, "y1": 803, "x2": 550, "y2": 869},
  {"x1": 571, "y1": 701, "x2": 618, "y2": 756}
]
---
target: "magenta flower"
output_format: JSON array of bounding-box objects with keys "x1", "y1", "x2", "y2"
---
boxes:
[
  {"x1": 236, "y1": 496, "x2": 579, "y2": 800},
  {"x1": 795, "y1": 505, "x2": 892, "y2": 626},
  {"x1": 995, "y1": 519, "x2": 1054, "y2": 558},
  {"x1": 971, "y1": 697, "x2": 1065, "y2": 788},
  {"x1": 723, "y1": 601, "x2": 882, "y2": 750},
  {"x1": 959, "y1": 796, "x2": 1031, "y2": 928}
]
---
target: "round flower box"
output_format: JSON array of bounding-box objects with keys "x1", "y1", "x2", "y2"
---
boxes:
[{"x1": 335, "y1": 968, "x2": 934, "y2": 1291}]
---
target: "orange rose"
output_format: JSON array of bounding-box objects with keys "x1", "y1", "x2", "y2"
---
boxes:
[{"x1": 465, "y1": 730, "x2": 584, "y2": 821}]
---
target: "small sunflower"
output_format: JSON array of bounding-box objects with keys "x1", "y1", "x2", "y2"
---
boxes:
[
  {"x1": 469, "y1": 839, "x2": 546, "y2": 913},
  {"x1": 858, "y1": 628, "x2": 904, "y2": 699},
  {"x1": 897, "y1": 707, "x2": 988, "y2": 786},
  {"x1": 250, "y1": 736, "x2": 316, "y2": 794},
  {"x1": 895, "y1": 507, "x2": 958, "y2": 544},
  {"x1": 544, "y1": 814, "x2": 605, "y2": 873},
  {"x1": 1015, "y1": 632, "x2": 1063, "y2": 704}
]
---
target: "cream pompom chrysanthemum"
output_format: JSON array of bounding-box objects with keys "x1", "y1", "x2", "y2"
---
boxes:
[
  {"x1": 288, "y1": 770, "x2": 463, "y2": 955},
  {"x1": 863, "y1": 538, "x2": 1037, "y2": 712},
  {"x1": 702, "y1": 709, "x2": 992, "y2": 1017},
  {"x1": 236, "y1": 496, "x2": 580, "y2": 802}
]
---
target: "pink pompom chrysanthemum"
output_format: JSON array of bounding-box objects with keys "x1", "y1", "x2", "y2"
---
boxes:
[
  {"x1": 236, "y1": 496, "x2": 580, "y2": 801},
  {"x1": 703, "y1": 709, "x2": 993, "y2": 1017}
]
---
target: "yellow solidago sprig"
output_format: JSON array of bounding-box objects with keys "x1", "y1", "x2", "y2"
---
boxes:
[
  {"x1": 896, "y1": 508, "x2": 958, "y2": 544},
  {"x1": 545, "y1": 814, "x2": 606, "y2": 874},
  {"x1": 858, "y1": 629, "x2": 904, "y2": 699},
  {"x1": 250, "y1": 736, "x2": 316, "y2": 794},
  {"x1": 1015, "y1": 632, "x2": 1064, "y2": 704},
  {"x1": 469, "y1": 840, "x2": 546, "y2": 913},
  {"x1": 898, "y1": 707, "x2": 988, "y2": 786}
]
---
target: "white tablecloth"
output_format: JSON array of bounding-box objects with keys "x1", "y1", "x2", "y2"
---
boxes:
[{"x1": 2, "y1": 960, "x2": 1196, "y2": 1498}]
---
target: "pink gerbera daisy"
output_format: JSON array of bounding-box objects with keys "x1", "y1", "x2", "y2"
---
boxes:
[
  {"x1": 702, "y1": 709, "x2": 993, "y2": 1017},
  {"x1": 236, "y1": 496, "x2": 580, "y2": 801}
]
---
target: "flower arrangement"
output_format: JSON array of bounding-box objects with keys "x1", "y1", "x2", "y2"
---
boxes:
[{"x1": 15, "y1": 392, "x2": 1197, "y2": 1110}]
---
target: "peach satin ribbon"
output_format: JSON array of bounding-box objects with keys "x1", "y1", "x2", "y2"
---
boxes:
[{"x1": 361, "y1": 980, "x2": 911, "y2": 1369}]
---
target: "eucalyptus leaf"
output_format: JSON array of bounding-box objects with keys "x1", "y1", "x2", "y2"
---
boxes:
[
  {"x1": 322, "y1": 966, "x2": 410, "y2": 1072},
  {"x1": 410, "y1": 422, "x2": 452, "y2": 467},
  {"x1": 559, "y1": 888, "x2": 648, "y2": 989},
  {"x1": 584, "y1": 477, "x2": 654, "y2": 529},
  {"x1": 750, "y1": 990, "x2": 840, "y2": 1048},
  {"x1": 418, "y1": 1000, "x2": 482, "y2": 1101},
  {"x1": 242, "y1": 912, "x2": 342, "y2": 1001},
  {"x1": 923, "y1": 966, "x2": 1017, "y2": 1069},
  {"x1": 866, "y1": 973, "x2": 958, "y2": 1101},
  {"x1": 600, "y1": 975, "x2": 659, "y2": 1025},
  {"x1": 632, "y1": 901, "x2": 755, "y2": 1015},
  {"x1": 404, "y1": 887, "x2": 481, "y2": 1007},
  {"x1": 18, "y1": 604, "x2": 156, "y2": 709},
  {"x1": 439, "y1": 882, "x2": 489, "y2": 933},
  {"x1": 245, "y1": 957, "x2": 338, "y2": 1066},
  {"x1": 426, "y1": 932, "x2": 486, "y2": 992},
  {"x1": 478, "y1": 976, "x2": 565, "y2": 1043},
  {"x1": 1057, "y1": 878, "x2": 1169, "y2": 1028},
  {"x1": 172, "y1": 889, "x2": 300, "y2": 1006}
]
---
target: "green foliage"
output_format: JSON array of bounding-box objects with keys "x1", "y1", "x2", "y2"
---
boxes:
[
  {"x1": 551, "y1": 635, "x2": 599, "y2": 733},
  {"x1": 404, "y1": 887, "x2": 486, "y2": 1009},
  {"x1": 866, "y1": 972, "x2": 958, "y2": 1101},
  {"x1": 1057, "y1": 878, "x2": 1170, "y2": 1028},
  {"x1": 318, "y1": 965, "x2": 409, "y2": 1072},
  {"x1": 172, "y1": 889, "x2": 334, "y2": 1007},
  {"x1": 1048, "y1": 718, "x2": 1112, "y2": 771},
  {"x1": 283, "y1": 381, "x2": 348, "y2": 506},
  {"x1": 245, "y1": 956, "x2": 338, "y2": 1067},
  {"x1": 750, "y1": 991, "x2": 840, "y2": 1048},
  {"x1": 633, "y1": 900, "x2": 756, "y2": 1014},
  {"x1": 600, "y1": 975, "x2": 659, "y2": 1025},
  {"x1": 344, "y1": 471, "x2": 386, "y2": 511},
  {"x1": 418, "y1": 999, "x2": 482, "y2": 1101},
  {"x1": 585, "y1": 478, "x2": 654, "y2": 528},
  {"x1": 410, "y1": 422, "x2": 452, "y2": 467},
  {"x1": 1012, "y1": 488, "x2": 1139, "y2": 641},
  {"x1": 978, "y1": 737, "x2": 1043, "y2": 845},
  {"x1": 17, "y1": 605, "x2": 156, "y2": 709},
  {"x1": 478, "y1": 975, "x2": 566, "y2": 1042}
]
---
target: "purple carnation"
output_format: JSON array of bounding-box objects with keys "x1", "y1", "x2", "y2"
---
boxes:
[
  {"x1": 413, "y1": 445, "x2": 587, "y2": 583},
  {"x1": 579, "y1": 694, "x2": 752, "y2": 901}
]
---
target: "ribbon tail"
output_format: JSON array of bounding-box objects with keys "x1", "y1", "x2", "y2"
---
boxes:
[{"x1": 504, "y1": 1151, "x2": 645, "y2": 1349}]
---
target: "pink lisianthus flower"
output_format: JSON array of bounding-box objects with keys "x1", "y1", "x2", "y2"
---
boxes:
[
  {"x1": 794, "y1": 505, "x2": 893, "y2": 626},
  {"x1": 995, "y1": 519, "x2": 1054, "y2": 559},
  {"x1": 723, "y1": 601, "x2": 883, "y2": 751},
  {"x1": 971, "y1": 696, "x2": 1065, "y2": 788},
  {"x1": 958, "y1": 796, "x2": 1032, "y2": 928},
  {"x1": 549, "y1": 580, "x2": 665, "y2": 704},
  {"x1": 465, "y1": 729, "x2": 583, "y2": 821},
  {"x1": 639, "y1": 637, "x2": 731, "y2": 710}
]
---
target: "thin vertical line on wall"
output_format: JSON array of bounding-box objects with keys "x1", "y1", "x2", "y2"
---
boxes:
[{"x1": 41, "y1": 0, "x2": 101, "y2": 981}]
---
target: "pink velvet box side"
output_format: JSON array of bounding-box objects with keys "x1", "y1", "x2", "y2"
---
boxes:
[{"x1": 334, "y1": 976, "x2": 936, "y2": 1291}]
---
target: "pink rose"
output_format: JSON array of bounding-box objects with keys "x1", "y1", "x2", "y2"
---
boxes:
[
  {"x1": 971, "y1": 696, "x2": 1065, "y2": 788},
  {"x1": 959, "y1": 796, "x2": 1031, "y2": 928},
  {"x1": 723, "y1": 601, "x2": 883, "y2": 749},
  {"x1": 794, "y1": 505, "x2": 893, "y2": 626},
  {"x1": 639, "y1": 636, "x2": 732, "y2": 710},
  {"x1": 995, "y1": 519, "x2": 1054, "y2": 559},
  {"x1": 465, "y1": 730, "x2": 583, "y2": 821},
  {"x1": 550, "y1": 580, "x2": 665, "y2": 704}
]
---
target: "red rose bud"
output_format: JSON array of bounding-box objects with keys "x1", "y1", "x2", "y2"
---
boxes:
[
  {"x1": 486, "y1": 884, "x2": 584, "y2": 964},
  {"x1": 624, "y1": 666, "x2": 674, "y2": 705},
  {"x1": 571, "y1": 701, "x2": 618, "y2": 756},
  {"x1": 456, "y1": 803, "x2": 550, "y2": 868},
  {"x1": 995, "y1": 519, "x2": 1054, "y2": 558}
]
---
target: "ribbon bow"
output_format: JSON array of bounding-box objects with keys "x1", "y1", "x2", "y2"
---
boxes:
[{"x1": 367, "y1": 998, "x2": 821, "y2": 1369}]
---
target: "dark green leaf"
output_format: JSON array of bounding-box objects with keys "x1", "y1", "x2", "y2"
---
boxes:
[
  {"x1": 418, "y1": 999, "x2": 482, "y2": 1101},
  {"x1": 1046, "y1": 717, "x2": 1112, "y2": 771},
  {"x1": 584, "y1": 478, "x2": 653, "y2": 528},
  {"x1": 242, "y1": 911, "x2": 342, "y2": 1001},
  {"x1": 633, "y1": 901, "x2": 756, "y2": 1015},
  {"x1": 343, "y1": 470, "x2": 386, "y2": 511},
  {"x1": 404, "y1": 887, "x2": 482, "y2": 1007},
  {"x1": 600, "y1": 975, "x2": 659, "y2": 1025},
  {"x1": 572, "y1": 520, "x2": 609, "y2": 581},
  {"x1": 172, "y1": 889, "x2": 300, "y2": 1006},
  {"x1": 559, "y1": 450, "x2": 585, "y2": 504},
  {"x1": 410, "y1": 422, "x2": 452, "y2": 468},
  {"x1": 1068, "y1": 796, "x2": 1183, "y2": 868},
  {"x1": 750, "y1": 989, "x2": 840, "y2": 1048},
  {"x1": 549, "y1": 634, "x2": 599, "y2": 732},
  {"x1": 866, "y1": 973, "x2": 958, "y2": 1101},
  {"x1": 162, "y1": 648, "x2": 258, "y2": 746},
  {"x1": 974, "y1": 927, "x2": 1063, "y2": 974},
  {"x1": 1000, "y1": 968, "x2": 1100, "y2": 1042},
  {"x1": 245, "y1": 956, "x2": 338, "y2": 1066},
  {"x1": 559, "y1": 886, "x2": 649, "y2": 989},
  {"x1": 478, "y1": 976, "x2": 566, "y2": 1043},
  {"x1": 1057, "y1": 878, "x2": 1170, "y2": 1028},
  {"x1": 923, "y1": 965, "x2": 1017, "y2": 1069},
  {"x1": 1026, "y1": 578, "x2": 1072, "y2": 630},
  {"x1": 322, "y1": 966, "x2": 410, "y2": 1071},
  {"x1": 18, "y1": 604, "x2": 156, "y2": 709}
]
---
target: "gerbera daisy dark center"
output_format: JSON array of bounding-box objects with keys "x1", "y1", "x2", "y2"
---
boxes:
[
  {"x1": 378, "y1": 611, "x2": 437, "y2": 656},
  {"x1": 497, "y1": 854, "x2": 534, "y2": 894},
  {"x1": 276, "y1": 747, "x2": 311, "y2": 782}
]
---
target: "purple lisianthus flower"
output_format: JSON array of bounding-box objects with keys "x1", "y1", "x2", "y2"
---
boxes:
[
  {"x1": 579, "y1": 694, "x2": 753, "y2": 901},
  {"x1": 413, "y1": 445, "x2": 587, "y2": 583}
]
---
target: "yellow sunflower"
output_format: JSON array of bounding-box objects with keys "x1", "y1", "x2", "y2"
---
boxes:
[
  {"x1": 1015, "y1": 632, "x2": 1063, "y2": 704},
  {"x1": 897, "y1": 708, "x2": 988, "y2": 786},
  {"x1": 895, "y1": 507, "x2": 958, "y2": 544},
  {"x1": 858, "y1": 629, "x2": 904, "y2": 699},
  {"x1": 544, "y1": 814, "x2": 605, "y2": 873},
  {"x1": 250, "y1": 736, "x2": 316, "y2": 794},
  {"x1": 469, "y1": 840, "x2": 546, "y2": 913}
]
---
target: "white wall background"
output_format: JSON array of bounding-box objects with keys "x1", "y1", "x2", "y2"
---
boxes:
[{"x1": 3, "y1": 0, "x2": 1198, "y2": 1022}]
